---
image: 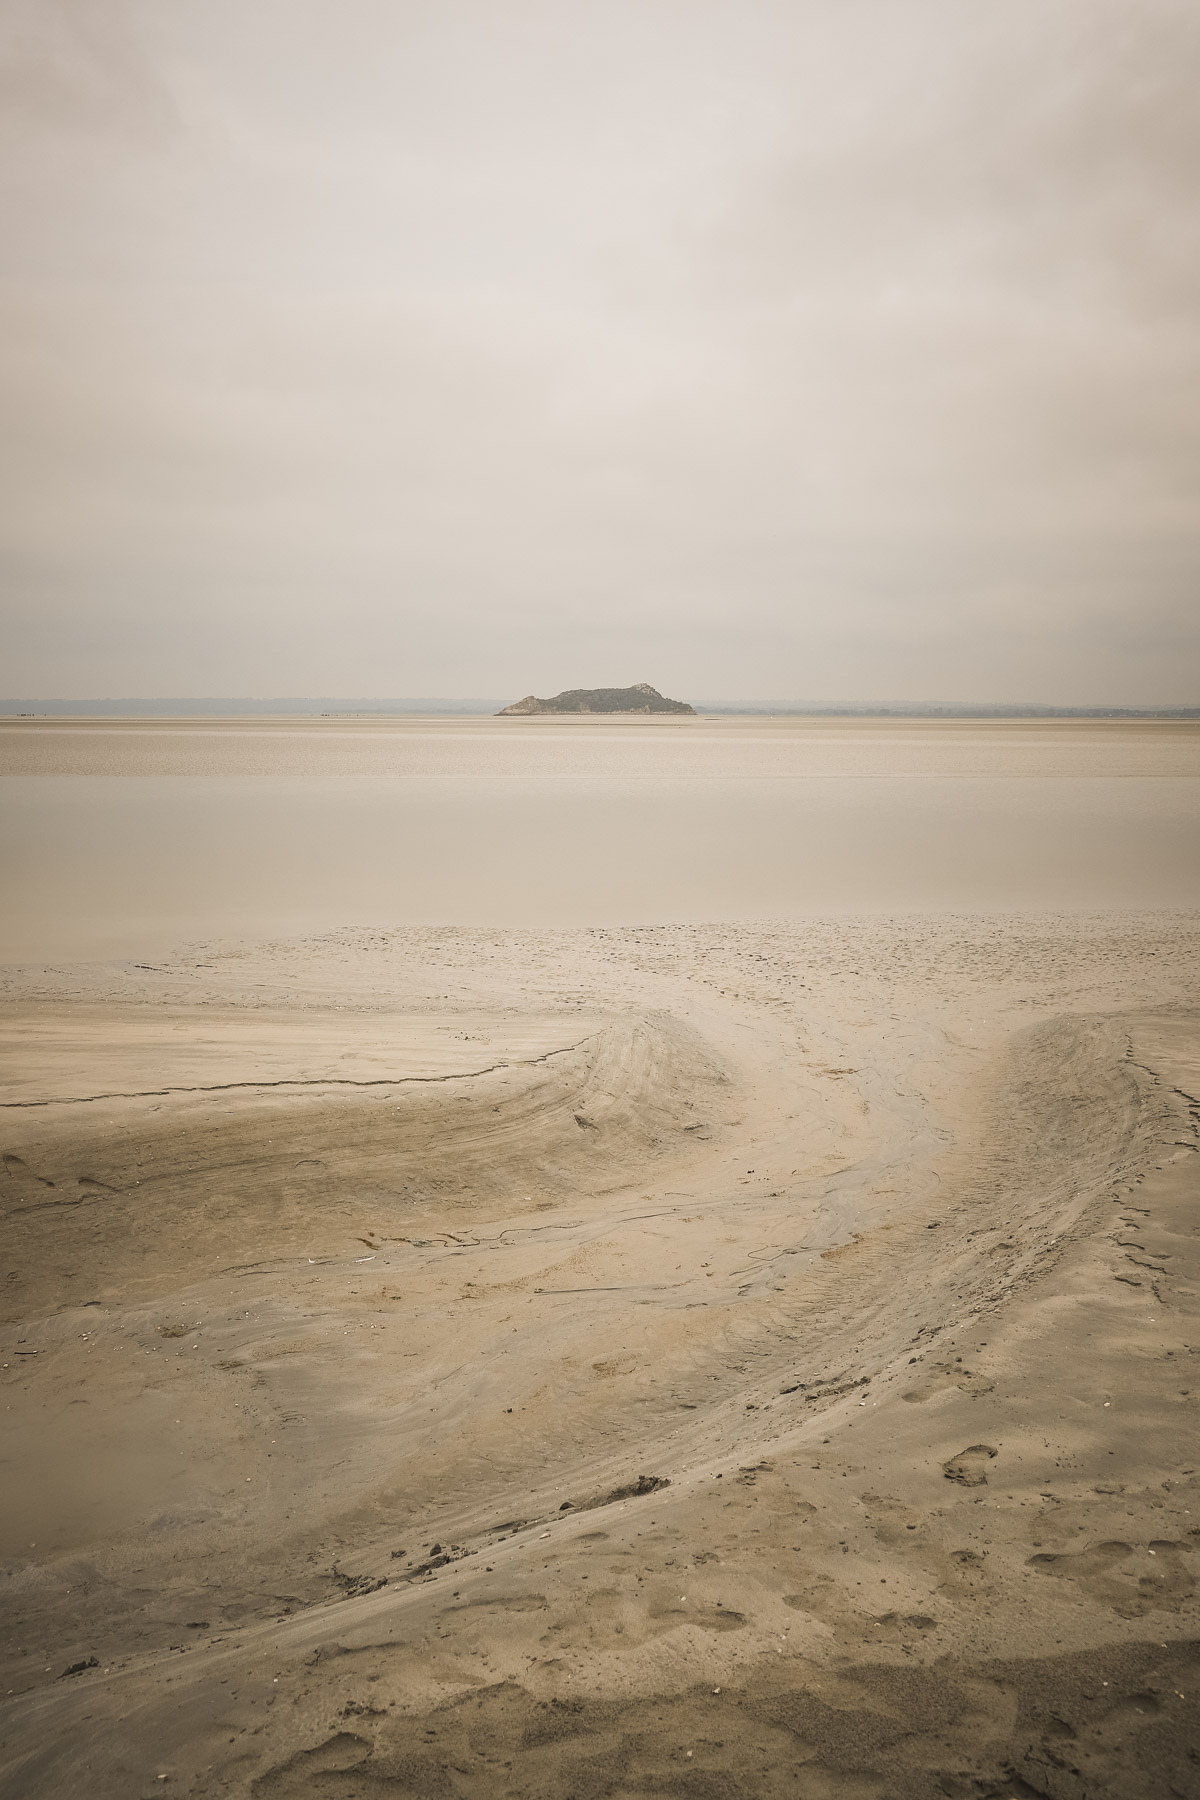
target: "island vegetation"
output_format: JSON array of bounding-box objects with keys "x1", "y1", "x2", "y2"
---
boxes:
[{"x1": 497, "y1": 681, "x2": 695, "y2": 716}]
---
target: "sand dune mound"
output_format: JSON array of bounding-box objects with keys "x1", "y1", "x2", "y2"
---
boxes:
[{"x1": 1, "y1": 1010, "x2": 730, "y2": 1321}]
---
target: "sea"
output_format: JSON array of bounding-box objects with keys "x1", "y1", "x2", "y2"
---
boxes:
[{"x1": 1, "y1": 714, "x2": 1197, "y2": 962}]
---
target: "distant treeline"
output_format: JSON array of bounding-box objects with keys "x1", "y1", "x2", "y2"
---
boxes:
[{"x1": 2, "y1": 698, "x2": 1197, "y2": 719}]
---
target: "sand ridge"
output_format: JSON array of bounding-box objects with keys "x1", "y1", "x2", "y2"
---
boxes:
[{"x1": 0, "y1": 911, "x2": 1197, "y2": 1796}]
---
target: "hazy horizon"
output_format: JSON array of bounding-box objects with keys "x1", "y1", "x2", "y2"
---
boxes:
[
  {"x1": 3, "y1": 1, "x2": 1199, "y2": 702},
  {"x1": 4, "y1": 694, "x2": 1200, "y2": 718}
]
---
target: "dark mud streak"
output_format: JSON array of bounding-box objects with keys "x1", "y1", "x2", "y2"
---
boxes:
[{"x1": 0, "y1": 1034, "x2": 602, "y2": 1108}]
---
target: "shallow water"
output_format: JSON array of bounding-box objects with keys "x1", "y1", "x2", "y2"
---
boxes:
[{"x1": 1, "y1": 719, "x2": 1197, "y2": 960}]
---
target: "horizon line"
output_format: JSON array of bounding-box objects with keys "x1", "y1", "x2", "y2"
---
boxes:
[{"x1": 2, "y1": 696, "x2": 1198, "y2": 718}]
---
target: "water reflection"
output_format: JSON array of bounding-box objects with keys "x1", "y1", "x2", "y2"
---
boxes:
[{"x1": 2, "y1": 766, "x2": 1196, "y2": 962}]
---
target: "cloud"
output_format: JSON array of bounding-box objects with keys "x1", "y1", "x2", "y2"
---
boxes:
[
  {"x1": 0, "y1": 0, "x2": 1197, "y2": 699},
  {"x1": 0, "y1": 0, "x2": 177, "y2": 141}
]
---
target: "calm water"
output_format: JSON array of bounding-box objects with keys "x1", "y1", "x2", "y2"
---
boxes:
[{"x1": 2, "y1": 719, "x2": 1197, "y2": 961}]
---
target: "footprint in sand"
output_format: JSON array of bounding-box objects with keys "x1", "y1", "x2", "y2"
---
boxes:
[
  {"x1": 1027, "y1": 1539, "x2": 1195, "y2": 1617},
  {"x1": 942, "y1": 1444, "x2": 998, "y2": 1486},
  {"x1": 901, "y1": 1359, "x2": 996, "y2": 1402}
]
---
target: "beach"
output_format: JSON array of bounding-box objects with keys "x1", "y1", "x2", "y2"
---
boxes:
[{"x1": 1, "y1": 720, "x2": 1198, "y2": 1796}]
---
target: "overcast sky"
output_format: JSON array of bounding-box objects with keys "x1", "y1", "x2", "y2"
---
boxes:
[{"x1": 1, "y1": 0, "x2": 1197, "y2": 702}]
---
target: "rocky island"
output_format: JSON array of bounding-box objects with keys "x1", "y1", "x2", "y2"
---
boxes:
[{"x1": 497, "y1": 681, "x2": 695, "y2": 716}]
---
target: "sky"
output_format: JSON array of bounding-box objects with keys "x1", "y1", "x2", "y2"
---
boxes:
[{"x1": 1, "y1": 0, "x2": 1198, "y2": 703}]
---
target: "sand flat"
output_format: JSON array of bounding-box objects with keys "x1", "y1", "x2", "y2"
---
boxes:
[
  {"x1": 3, "y1": 712, "x2": 1200, "y2": 777},
  {"x1": 1, "y1": 912, "x2": 1198, "y2": 1796},
  {"x1": 2, "y1": 717, "x2": 1198, "y2": 963}
]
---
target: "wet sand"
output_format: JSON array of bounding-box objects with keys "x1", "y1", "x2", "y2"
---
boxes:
[
  {"x1": 3, "y1": 716, "x2": 1200, "y2": 962},
  {"x1": 1, "y1": 910, "x2": 1198, "y2": 1798}
]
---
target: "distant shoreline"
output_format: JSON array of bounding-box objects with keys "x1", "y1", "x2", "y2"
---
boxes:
[{"x1": 2, "y1": 699, "x2": 1198, "y2": 720}]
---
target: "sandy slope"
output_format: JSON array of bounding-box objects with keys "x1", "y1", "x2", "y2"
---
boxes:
[{"x1": 0, "y1": 913, "x2": 1197, "y2": 1798}]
